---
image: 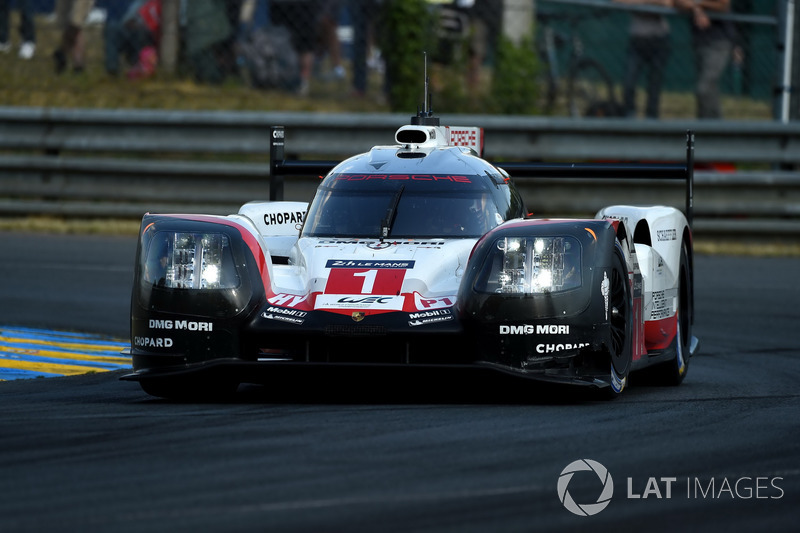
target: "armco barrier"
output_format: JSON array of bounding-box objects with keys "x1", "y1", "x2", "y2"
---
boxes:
[{"x1": 0, "y1": 107, "x2": 799, "y2": 239}]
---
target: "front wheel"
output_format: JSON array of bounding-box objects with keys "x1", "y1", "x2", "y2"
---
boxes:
[{"x1": 604, "y1": 244, "x2": 633, "y2": 398}]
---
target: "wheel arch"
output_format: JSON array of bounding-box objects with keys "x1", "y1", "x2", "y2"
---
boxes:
[{"x1": 633, "y1": 219, "x2": 652, "y2": 246}]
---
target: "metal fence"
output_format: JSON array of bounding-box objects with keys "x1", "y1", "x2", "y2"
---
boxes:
[
  {"x1": 0, "y1": 0, "x2": 793, "y2": 120},
  {"x1": 1, "y1": 107, "x2": 799, "y2": 241}
]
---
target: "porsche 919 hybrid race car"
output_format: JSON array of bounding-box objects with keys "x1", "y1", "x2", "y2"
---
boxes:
[{"x1": 122, "y1": 112, "x2": 699, "y2": 399}]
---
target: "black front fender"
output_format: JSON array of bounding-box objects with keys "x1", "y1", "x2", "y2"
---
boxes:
[
  {"x1": 130, "y1": 215, "x2": 267, "y2": 372},
  {"x1": 457, "y1": 219, "x2": 621, "y2": 373}
]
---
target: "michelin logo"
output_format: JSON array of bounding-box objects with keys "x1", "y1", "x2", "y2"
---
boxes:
[{"x1": 261, "y1": 306, "x2": 307, "y2": 325}]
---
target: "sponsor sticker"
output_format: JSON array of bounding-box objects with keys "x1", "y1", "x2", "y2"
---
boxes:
[
  {"x1": 408, "y1": 308, "x2": 454, "y2": 327},
  {"x1": 499, "y1": 324, "x2": 570, "y2": 335},
  {"x1": 656, "y1": 228, "x2": 677, "y2": 241},
  {"x1": 446, "y1": 127, "x2": 481, "y2": 151},
  {"x1": 414, "y1": 293, "x2": 456, "y2": 310},
  {"x1": 315, "y1": 294, "x2": 405, "y2": 310},
  {"x1": 261, "y1": 306, "x2": 307, "y2": 325},
  {"x1": 317, "y1": 240, "x2": 444, "y2": 247},
  {"x1": 409, "y1": 316, "x2": 454, "y2": 327},
  {"x1": 268, "y1": 293, "x2": 310, "y2": 308},
  {"x1": 326, "y1": 260, "x2": 414, "y2": 269},
  {"x1": 134, "y1": 336, "x2": 173, "y2": 348},
  {"x1": 264, "y1": 211, "x2": 305, "y2": 227},
  {"x1": 650, "y1": 288, "x2": 677, "y2": 320},
  {"x1": 148, "y1": 319, "x2": 213, "y2": 332},
  {"x1": 536, "y1": 343, "x2": 589, "y2": 354},
  {"x1": 332, "y1": 174, "x2": 473, "y2": 184}
]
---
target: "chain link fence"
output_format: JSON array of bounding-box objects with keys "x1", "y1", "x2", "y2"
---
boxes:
[
  {"x1": 530, "y1": 0, "x2": 786, "y2": 120},
  {"x1": 0, "y1": 0, "x2": 793, "y2": 120}
]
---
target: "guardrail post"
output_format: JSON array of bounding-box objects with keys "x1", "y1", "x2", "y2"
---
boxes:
[{"x1": 270, "y1": 126, "x2": 285, "y2": 201}]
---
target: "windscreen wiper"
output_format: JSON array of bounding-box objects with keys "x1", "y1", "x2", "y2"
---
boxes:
[{"x1": 380, "y1": 185, "x2": 405, "y2": 241}]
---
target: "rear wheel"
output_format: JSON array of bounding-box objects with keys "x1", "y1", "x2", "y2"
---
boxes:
[{"x1": 652, "y1": 242, "x2": 692, "y2": 385}]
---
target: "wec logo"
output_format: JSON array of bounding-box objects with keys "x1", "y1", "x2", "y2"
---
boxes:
[
  {"x1": 557, "y1": 459, "x2": 614, "y2": 517},
  {"x1": 337, "y1": 296, "x2": 393, "y2": 305}
]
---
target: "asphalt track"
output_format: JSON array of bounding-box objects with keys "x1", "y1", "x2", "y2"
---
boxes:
[{"x1": 0, "y1": 231, "x2": 798, "y2": 532}]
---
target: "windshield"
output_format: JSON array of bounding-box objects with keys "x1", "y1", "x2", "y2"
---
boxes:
[{"x1": 302, "y1": 187, "x2": 503, "y2": 239}]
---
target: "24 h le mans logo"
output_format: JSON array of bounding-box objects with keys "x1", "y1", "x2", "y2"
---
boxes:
[{"x1": 557, "y1": 459, "x2": 614, "y2": 516}]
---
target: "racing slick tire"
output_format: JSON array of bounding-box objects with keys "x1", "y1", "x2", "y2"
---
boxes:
[
  {"x1": 601, "y1": 243, "x2": 633, "y2": 399},
  {"x1": 650, "y1": 241, "x2": 692, "y2": 386}
]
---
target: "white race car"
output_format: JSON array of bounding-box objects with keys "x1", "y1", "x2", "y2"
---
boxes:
[{"x1": 123, "y1": 111, "x2": 698, "y2": 399}]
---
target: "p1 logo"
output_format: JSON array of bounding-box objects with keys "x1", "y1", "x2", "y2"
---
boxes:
[{"x1": 557, "y1": 459, "x2": 614, "y2": 516}]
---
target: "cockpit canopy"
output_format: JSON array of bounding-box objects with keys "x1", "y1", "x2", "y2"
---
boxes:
[{"x1": 301, "y1": 171, "x2": 522, "y2": 239}]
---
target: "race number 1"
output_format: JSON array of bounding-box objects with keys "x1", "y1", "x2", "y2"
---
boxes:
[{"x1": 325, "y1": 268, "x2": 406, "y2": 295}]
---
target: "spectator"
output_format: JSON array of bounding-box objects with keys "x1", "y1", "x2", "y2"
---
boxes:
[
  {"x1": 53, "y1": 0, "x2": 95, "y2": 74},
  {"x1": 465, "y1": 0, "x2": 501, "y2": 96},
  {"x1": 183, "y1": 0, "x2": 252, "y2": 84},
  {"x1": 269, "y1": 0, "x2": 320, "y2": 95},
  {"x1": 105, "y1": 0, "x2": 161, "y2": 79},
  {"x1": 238, "y1": 0, "x2": 301, "y2": 92},
  {"x1": 427, "y1": 0, "x2": 497, "y2": 100},
  {"x1": 315, "y1": 1, "x2": 345, "y2": 82},
  {"x1": 614, "y1": 0, "x2": 672, "y2": 119},
  {"x1": 675, "y1": 0, "x2": 736, "y2": 118},
  {"x1": 103, "y1": 0, "x2": 135, "y2": 75},
  {"x1": 348, "y1": 0, "x2": 381, "y2": 97},
  {"x1": 218, "y1": 0, "x2": 245, "y2": 79},
  {"x1": 0, "y1": 0, "x2": 36, "y2": 59}
]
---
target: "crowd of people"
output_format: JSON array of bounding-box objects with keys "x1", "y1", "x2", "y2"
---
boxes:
[
  {"x1": 0, "y1": 0, "x2": 743, "y2": 119},
  {"x1": 616, "y1": 0, "x2": 737, "y2": 119},
  {"x1": 0, "y1": 0, "x2": 36, "y2": 59}
]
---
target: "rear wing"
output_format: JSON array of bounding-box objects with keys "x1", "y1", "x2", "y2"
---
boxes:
[{"x1": 269, "y1": 126, "x2": 695, "y2": 228}]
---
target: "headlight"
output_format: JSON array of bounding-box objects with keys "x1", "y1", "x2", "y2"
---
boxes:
[
  {"x1": 143, "y1": 232, "x2": 240, "y2": 290},
  {"x1": 475, "y1": 236, "x2": 582, "y2": 294}
]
